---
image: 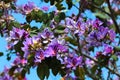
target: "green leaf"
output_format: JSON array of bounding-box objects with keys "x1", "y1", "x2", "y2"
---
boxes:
[
  {"x1": 30, "y1": 27, "x2": 39, "y2": 36},
  {"x1": 50, "y1": 0, "x2": 55, "y2": 5},
  {"x1": 66, "y1": 0, "x2": 73, "y2": 9},
  {"x1": 94, "y1": 0, "x2": 104, "y2": 6},
  {"x1": 44, "y1": 0, "x2": 49, "y2": 3},
  {"x1": 54, "y1": 29, "x2": 64, "y2": 34},
  {"x1": 65, "y1": 37, "x2": 77, "y2": 46},
  {"x1": 59, "y1": 69, "x2": 66, "y2": 77},
  {"x1": 9, "y1": 66, "x2": 18, "y2": 76},
  {"x1": 44, "y1": 57, "x2": 65, "y2": 76},
  {"x1": 0, "y1": 52, "x2": 3, "y2": 56},
  {"x1": 27, "y1": 53, "x2": 35, "y2": 66},
  {"x1": 26, "y1": 13, "x2": 32, "y2": 23},
  {"x1": 94, "y1": 12, "x2": 109, "y2": 19},
  {"x1": 33, "y1": 10, "x2": 43, "y2": 23},
  {"x1": 26, "y1": 10, "x2": 44, "y2": 23},
  {"x1": 74, "y1": 67, "x2": 85, "y2": 80},
  {"x1": 59, "y1": 12, "x2": 66, "y2": 20},
  {"x1": 56, "y1": 25, "x2": 65, "y2": 30},
  {"x1": 109, "y1": 24, "x2": 116, "y2": 31},
  {"x1": 37, "y1": 62, "x2": 50, "y2": 80},
  {"x1": 88, "y1": 46, "x2": 94, "y2": 51},
  {"x1": 14, "y1": 41, "x2": 24, "y2": 57},
  {"x1": 9, "y1": 21, "x2": 21, "y2": 28},
  {"x1": 22, "y1": 24, "x2": 31, "y2": 30},
  {"x1": 55, "y1": 3, "x2": 66, "y2": 10},
  {"x1": 42, "y1": 13, "x2": 49, "y2": 24},
  {"x1": 91, "y1": 65, "x2": 98, "y2": 74},
  {"x1": 21, "y1": 69, "x2": 26, "y2": 78},
  {"x1": 54, "y1": 16, "x2": 60, "y2": 23},
  {"x1": 52, "y1": 68, "x2": 59, "y2": 76},
  {"x1": 114, "y1": 46, "x2": 120, "y2": 52},
  {"x1": 50, "y1": 58, "x2": 61, "y2": 76},
  {"x1": 48, "y1": 12, "x2": 54, "y2": 20},
  {"x1": 111, "y1": 55, "x2": 118, "y2": 61},
  {"x1": 7, "y1": 53, "x2": 11, "y2": 61}
]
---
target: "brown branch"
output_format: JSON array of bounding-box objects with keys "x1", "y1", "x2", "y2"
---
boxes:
[
  {"x1": 88, "y1": 2, "x2": 111, "y2": 17},
  {"x1": 76, "y1": 1, "x2": 81, "y2": 20},
  {"x1": 69, "y1": 37, "x2": 120, "y2": 78},
  {"x1": 106, "y1": 0, "x2": 120, "y2": 33},
  {"x1": 73, "y1": 4, "x2": 79, "y2": 10},
  {"x1": 88, "y1": 1, "x2": 120, "y2": 33},
  {"x1": 81, "y1": 53, "x2": 120, "y2": 77}
]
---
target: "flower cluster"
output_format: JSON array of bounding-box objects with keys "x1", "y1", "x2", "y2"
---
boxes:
[
  {"x1": 0, "y1": 67, "x2": 12, "y2": 80},
  {"x1": 2, "y1": 15, "x2": 117, "y2": 79},
  {"x1": 0, "y1": 0, "x2": 120, "y2": 79},
  {"x1": 65, "y1": 18, "x2": 116, "y2": 49},
  {"x1": 96, "y1": 44, "x2": 113, "y2": 57},
  {"x1": 16, "y1": 1, "x2": 39, "y2": 15},
  {"x1": 21, "y1": 28, "x2": 69, "y2": 64},
  {"x1": 6, "y1": 27, "x2": 29, "y2": 50},
  {"x1": 63, "y1": 53, "x2": 83, "y2": 70},
  {"x1": 0, "y1": 57, "x2": 27, "y2": 80}
]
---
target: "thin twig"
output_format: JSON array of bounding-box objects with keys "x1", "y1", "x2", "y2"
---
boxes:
[
  {"x1": 107, "y1": 70, "x2": 110, "y2": 80},
  {"x1": 76, "y1": 1, "x2": 81, "y2": 20},
  {"x1": 73, "y1": 4, "x2": 79, "y2": 10}
]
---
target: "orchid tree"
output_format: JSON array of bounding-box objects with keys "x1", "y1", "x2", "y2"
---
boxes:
[{"x1": 0, "y1": 0, "x2": 120, "y2": 80}]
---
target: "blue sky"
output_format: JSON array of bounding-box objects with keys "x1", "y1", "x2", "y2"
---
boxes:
[{"x1": 0, "y1": 0, "x2": 96, "y2": 80}]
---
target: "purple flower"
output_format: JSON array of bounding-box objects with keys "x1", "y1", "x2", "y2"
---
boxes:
[
  {"x1": 63, "y1": 53, "x2": 83, "y2": 70},
  {"x1": 22, "y1": 2, "x2": 36, "y2": 14},
  {"x1": 44, "y1": 47, "x2": 56, "y2": 57},
  {"x1": 65, "y1": 18, "x2": 76, "y2": 29},
  {"x1": 103, "y1": 44, "x2": 113, "y2": 55},
  {"x1": 35, "y1": 49, "x2": 45, "y2": 63},
  {"x1": 97, "y1": 26, "x2": 109, "y2": 40},
  {"x1": 11, "y1": 57, "x2": 27, "y2": 66},
  {"x1": 41, "y1": 28, "x2": 54, "y2": 40},
  {"x1": 86, "y1": 31, "x2": 102, "y2": 47},
  {"x1": 75, "y1": 22, "x2": 86, "y2": 35},
  {"x1": 107, "y1": 19, "x2": 113, "y2": 26},
  {"x1": 44, "y1": 39, "x2": 68, "y2": 58},
  {"x1": 0, "y1": 67, "x2": 13, "y2": 80},
  {"x1": 108, "y1": 29, "x2": 116, "y2": 41},
  {"x1": 16, "y1": 1, "x2": 39, "y2": 15},
  {"x1": 49, "y1": 39, "x2": 68, "y2": 52},
  {"x1": 92, "y1": 19, "x2": 103, "y2": 28},
  {"x1": 22, "y1": 36, "x2": 42, "y2": 58},
  {"x1": 6, "y1": 27, "x2": 29, "y2": 50},
  {"x1": 85, "y1": 58, "x2": 95, "y2": 67},
  {"x1": 11, "y1": 27, "x2": 28, "y2": 38},
  {"x1": 85, "y1": 26, "x2": 114, "y2": 47},
  {"x1": 41, "y1": 6, "x2": 49, "y2": 11}
]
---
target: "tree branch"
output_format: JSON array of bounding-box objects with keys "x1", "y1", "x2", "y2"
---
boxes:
[
  {"x1": 81, "y1": 53, "x2": 120, "y2": 77},
  {"x1": 88, "y1": 2, "x2": 111, "y2": 17},
  {"x1": 106, "y1": 0, "x2": 120, "y2": 33}
]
